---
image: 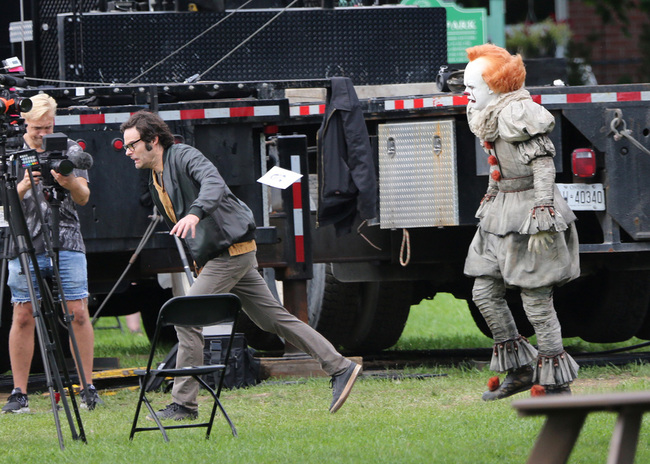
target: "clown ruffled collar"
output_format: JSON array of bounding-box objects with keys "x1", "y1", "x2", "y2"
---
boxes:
[{"x1": 467, "y1": 88, "x2": 531, "y2": 143}]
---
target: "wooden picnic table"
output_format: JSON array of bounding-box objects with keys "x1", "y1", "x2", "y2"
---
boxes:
[{"x1": 512, "y1": 390, "x2": 650, "y2": 464}]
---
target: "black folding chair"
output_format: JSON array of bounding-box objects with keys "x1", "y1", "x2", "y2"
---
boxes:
[{"x1": 129, "y1": 294, "x2": 241, "y2": 442}]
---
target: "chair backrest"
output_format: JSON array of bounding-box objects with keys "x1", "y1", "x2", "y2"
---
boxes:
[{"x1": 157, "y1": 294, "x2": 241, "y2": 329}]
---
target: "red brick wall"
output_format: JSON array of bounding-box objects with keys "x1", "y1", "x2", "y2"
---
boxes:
[{"x1": 569, "y1": 1, "x2": 649, "y2": 84}]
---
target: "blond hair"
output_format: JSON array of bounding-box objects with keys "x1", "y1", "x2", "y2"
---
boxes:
[
  {"x1": 466, "y1": 44, "x2": 526, "y2": 94},
  {"x1": 21, "y1": 93, "x2": 57, "y2": 121}
]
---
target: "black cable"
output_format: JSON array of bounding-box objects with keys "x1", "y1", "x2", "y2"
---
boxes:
[
  {"x1": 125, "y1": 0, "x2": 256, "y2": 84},
  {"x1": 572, "y1": 341, "x2": 650, "y2": 358}
]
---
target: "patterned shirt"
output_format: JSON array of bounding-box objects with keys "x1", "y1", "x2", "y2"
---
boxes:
[{"x1": 9, "y1": 139, "x2": 89, "y2": 257}]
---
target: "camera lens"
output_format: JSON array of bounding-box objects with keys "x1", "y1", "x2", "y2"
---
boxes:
[
  {"x1": 0, "y1": 96, "x2": 32, "y2": 114},
  {"x1": 52, "y1": 159, "x2": 75, "y2": 176},
  {"x1": 17, "y1": 97, "x2": 32, "y2": 112}
]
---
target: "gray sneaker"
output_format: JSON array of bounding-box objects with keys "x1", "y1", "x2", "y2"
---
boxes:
[
  {"x1": 147, "y1": 403, "x2": 198, "y2": 421},
  {"x1": 330, "y1": 362, "x2": 361, "y2": 413},
  {"x1": 2, "y1": 388, "x2": 30, "y2": 414}
]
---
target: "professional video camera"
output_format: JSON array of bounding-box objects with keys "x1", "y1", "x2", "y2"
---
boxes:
[
  {"x1": 0, "y1": 58, "x2": 31, "y2": 150},
  {"x1": 20, "y1": 133, "x2": 94, "y2": 188}
]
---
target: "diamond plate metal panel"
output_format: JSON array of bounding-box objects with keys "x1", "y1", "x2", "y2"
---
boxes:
[
  {"x1": 56, "y1": 7, "x2": 447, "y2": 85},
  {"x1": 379, "y1": 120, "x2": 458, "y2": 229},
  {"x1": 38, "y1": 0, "x2": 96, "y2": 83}
]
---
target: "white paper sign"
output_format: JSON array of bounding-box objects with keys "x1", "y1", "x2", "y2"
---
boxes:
[{"x1": 257, "y1": 166, "x2": 303, "y2": 190}]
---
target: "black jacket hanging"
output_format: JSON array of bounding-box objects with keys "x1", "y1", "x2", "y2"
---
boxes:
[{"x1": 316, "y1": 77, "x2": 378, "y2": 236}]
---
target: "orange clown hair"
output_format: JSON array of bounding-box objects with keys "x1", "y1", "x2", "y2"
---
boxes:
[{"x1": 466, "y1": 44, "x2": 526, "y2": 94}]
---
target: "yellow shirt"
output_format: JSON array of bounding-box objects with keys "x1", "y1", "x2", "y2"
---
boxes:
[{"x1": 152, "y1": 170, "x2": 177, "y2": 223}]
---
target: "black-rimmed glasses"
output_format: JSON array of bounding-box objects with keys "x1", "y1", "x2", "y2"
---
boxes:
[{"x1": 124, "y1": 138, "x2": 142, "y2": 151}]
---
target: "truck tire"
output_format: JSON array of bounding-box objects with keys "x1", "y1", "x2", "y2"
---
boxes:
[
  {"x1": 570, "y1": 270, "x2": 650, "y2": 343},
  {"x1": 308, "y1": 263, "x2": 358, "y2": 348},
  {"x1": 346, "y1": 280, "x2": 413, "y2": 352},
  {"x1": 308, "y1": 264, "x2": 413, "y2": 352},
  {"x1": 634, "y1": 301, "x2": 650, "y2": 340},
  {"x1": 551, "y1": 276, "x2": 594, "y2": 339}
]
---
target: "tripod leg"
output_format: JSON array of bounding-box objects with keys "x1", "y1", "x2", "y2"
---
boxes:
[
  {"x1": 91, "y1": 212, "x2": 162, "y2": 325},
  {"x1": 0, "y1": 231, "x2": 9, "y2": 325},
  {"x1": 42, "y1": 268, "x2": 93, "y2": 418},
  {"x1": 15, "y1": 251, "x2": 73, "y2": 448},
  {"x1": 1, "y1": 166, "x2": 86, "y2": 447},
  {"x1": 30, "y1": 182, "x2": 93, "y2": 417}
]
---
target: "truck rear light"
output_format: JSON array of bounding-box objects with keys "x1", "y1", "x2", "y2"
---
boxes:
[
  {"x1": 76, "y1": 139, "x2": 87, "y2": 150},
  {"x1": 112, "y1": 138, "x2": 124, "y2": 151},
  {"x1": 571, "y1": 148, "x2": 596, "y2": 178}
]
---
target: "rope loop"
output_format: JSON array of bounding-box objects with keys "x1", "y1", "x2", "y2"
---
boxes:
[{"x1": 399, "y1": 228, "x2": 410, "y2": 267}]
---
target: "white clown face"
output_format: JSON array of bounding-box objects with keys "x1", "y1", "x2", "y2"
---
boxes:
[{"x1": 464, "y1": 58, "x2": 497, "y2": 111}]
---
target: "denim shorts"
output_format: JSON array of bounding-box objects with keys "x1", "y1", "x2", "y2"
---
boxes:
[{"x1": 7, "y1": 251, "x2": 89, "y2": 303}]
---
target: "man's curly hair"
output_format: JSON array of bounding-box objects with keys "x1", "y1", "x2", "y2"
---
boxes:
[
  {"x1": 466, "y1": 44, "x2": 526, "y2": 94},
  {"x1": 120, "y1": 110, "x2": 175, "y2": 149}
]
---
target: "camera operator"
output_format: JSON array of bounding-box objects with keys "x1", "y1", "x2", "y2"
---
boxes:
[{"x1": 2, "y1": 93, "x2": 100, "y2": 413}]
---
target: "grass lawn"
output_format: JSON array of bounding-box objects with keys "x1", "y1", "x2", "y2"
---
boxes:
[{"x1": 3, "y1": 293, "x2": 650, "y2": 463}]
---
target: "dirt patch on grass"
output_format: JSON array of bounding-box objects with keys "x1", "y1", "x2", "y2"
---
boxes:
[
  {"x1": 572, "y1": 374, "x2": 650, "y2": 391},
  {"x1": 574, "y1": 377, "x2": 623, "y2": 389}
]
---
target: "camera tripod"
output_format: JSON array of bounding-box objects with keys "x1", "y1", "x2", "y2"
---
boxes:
[{"x1": 0, "y1": 147, "x2": 87, "y2": 449}]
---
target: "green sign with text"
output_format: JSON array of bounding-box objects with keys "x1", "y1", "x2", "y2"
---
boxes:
[{"x1": 401, "y1": 0, "x2": 486, "y2": 64}]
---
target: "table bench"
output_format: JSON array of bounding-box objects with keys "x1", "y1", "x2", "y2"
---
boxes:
[{"x1": 512, "y1": 391, "x2": 650, "y2": 464}]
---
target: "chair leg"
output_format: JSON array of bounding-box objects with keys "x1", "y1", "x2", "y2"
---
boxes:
[
  {"x1": 129, "y1": 398, "x2": 144, "y2": 440},
  {"x1": 116, "y1": 316, "x2": 125, "y2": 333},
  {"x1": 142, "y1": 395, "x2": 170, "y2": 442},
  {"x1": 215, "y1": 397, "x2": 238, "y2": 438},
  {"x1": 130, "y1": 378, "x2": 149, "y2": 440},
  {"x1": 131, "y1": 375, "x2": 170, "y2": 442},
  {"x1": 197, "y1": 375, "x2": 237, "y2": 438},
  {"x1": 206, "y1": 398, "x2": 219, "y2": 439}
]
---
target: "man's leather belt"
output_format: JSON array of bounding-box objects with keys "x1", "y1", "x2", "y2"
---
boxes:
[{"x1": 218, "y1": 239, "x2": 257, "y2": 258}]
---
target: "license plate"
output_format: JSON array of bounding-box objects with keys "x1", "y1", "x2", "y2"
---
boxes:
[{"x1": 556, "y1": 183, "x2": 605, "y2": 211}]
